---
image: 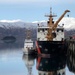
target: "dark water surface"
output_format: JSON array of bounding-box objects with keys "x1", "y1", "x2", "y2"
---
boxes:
[{"x1": 0, "y1": 41, "x2": 75, "y2": 75}]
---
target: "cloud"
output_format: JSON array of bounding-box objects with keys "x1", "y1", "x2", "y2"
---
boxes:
[{"x1": 0, "y1": 19, "x2": 22, "y2": 23}]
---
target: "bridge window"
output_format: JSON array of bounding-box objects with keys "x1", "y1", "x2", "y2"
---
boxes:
[
  {"x1": 38, "y1": 28, "x2": 44, "y2": 32},
  {"x1": 61, "y1": 29, "x2": 64, "y2": 32},
  {"x1": 57, "y1": 29, "x2": 59, "y2": 32},
  {"x1": 45, "y1": 28, "x2": 47, "y2": 31},
  {"x1": 38, "y1": 29, "x2": 40, "y2": 32},
  {"x1": 47, "y1": 21, "x2": 49, "y2": 24},
  {"x1": 42, "y1": 29, "x2": 44, "y2": 32},
  {"x1": 57, "y1": 29, "x2": 64, "y2": 32}
]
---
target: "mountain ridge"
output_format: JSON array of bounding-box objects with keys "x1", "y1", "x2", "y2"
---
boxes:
[{"x1": 0, "y1": 17, "x2": 75, "y2": 30}]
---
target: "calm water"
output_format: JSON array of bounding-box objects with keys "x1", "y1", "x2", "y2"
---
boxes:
[{"x1": 0, "y1": 41, "x2": 75, "y2": 75}]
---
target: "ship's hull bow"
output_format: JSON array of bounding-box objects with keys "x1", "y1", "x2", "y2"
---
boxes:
[{"x1": 36, "y1": 41, "x2": 68, "y2": 56}]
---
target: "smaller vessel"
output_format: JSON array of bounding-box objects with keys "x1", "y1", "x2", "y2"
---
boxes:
[
  {"x1": 23, "y1": 39, "x2": 35, "y2": 54},
  {"x1": 23, "y1": 29, "x2": 35, "y2": 54}
]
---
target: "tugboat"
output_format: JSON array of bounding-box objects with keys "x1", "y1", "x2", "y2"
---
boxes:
[
  {"x1": 23, "y1": 29, "x2": 35, "y2": 54},
  {"x1": 35, "y1": 8, "x2": 70, "y2": 55},
  {"x1": 23, "y1": 39, "x2": 35, "y2": 54}
]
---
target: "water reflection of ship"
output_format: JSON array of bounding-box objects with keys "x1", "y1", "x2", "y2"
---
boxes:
[
  {"x1": 22, "y1": 54, "x2": 35, "y2": 75},
  {"x1": 36, "y1": 55, "x2": 67, "y2": 75}
]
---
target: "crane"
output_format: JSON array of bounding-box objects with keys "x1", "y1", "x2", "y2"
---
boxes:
[{"x1": 46, "y1": 8, "x2": 70, "y2": 41}]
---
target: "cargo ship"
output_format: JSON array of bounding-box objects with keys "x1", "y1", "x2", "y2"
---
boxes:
[{"x1": 35, "y1": 8, "x2": 70, "y2": 55}]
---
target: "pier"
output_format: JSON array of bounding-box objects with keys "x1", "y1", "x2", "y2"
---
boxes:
[
  {"x1": 67, "y1": 39, "x2": 75, "y2": 55},
  {"x1": 67, "y1": 39, "x2": 75, "y2": 73}
]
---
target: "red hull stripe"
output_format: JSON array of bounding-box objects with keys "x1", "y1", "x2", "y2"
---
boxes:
[
  {"x1": 36, "y1": 57, "x2": 41, "y2": 69},
  {"x1": 36, "y1": 41, "x2": 41, "y2": 54}
]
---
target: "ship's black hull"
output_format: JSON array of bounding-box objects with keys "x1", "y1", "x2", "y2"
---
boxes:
[{"x1": 36, "y1": 41, "x2": 68, "y2": 56}]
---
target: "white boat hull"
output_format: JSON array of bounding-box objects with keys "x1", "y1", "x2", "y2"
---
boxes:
[
  {"x1": 23, "y1": 48, "x2": 35, "y2": 55},
  {"x1": 23, "y1": 39, "x2": 35, "y2": 54}
]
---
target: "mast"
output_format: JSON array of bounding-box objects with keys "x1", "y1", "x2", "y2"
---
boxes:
[
  {"x1": 45, "y1": 7, "x2": 56, "y2": 27},
  {"x1": 26, "y1": 29, "x2": 31, "y2": 39}
]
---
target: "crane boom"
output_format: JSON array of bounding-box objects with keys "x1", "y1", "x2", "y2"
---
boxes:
[
  {"x1": 52, "y1": 10, "x2": 70, "y2": 30},
  {"x1": 46, "y1": 9, "x2": 70, "y2": 41}
]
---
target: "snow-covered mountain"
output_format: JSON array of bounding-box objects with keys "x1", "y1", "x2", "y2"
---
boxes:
[
  {"x1": 0, "y1": 20, "x2": 37, "y2": 29},
  {"x1": 0, "y1": 17, "x2": 75, "y2": 30},
  {"x1": 59, "y1": 17, "x2": 75, "y2": 30},
  {"x1": 33, "y1": 17, "x2": 75, "y2": 31}
]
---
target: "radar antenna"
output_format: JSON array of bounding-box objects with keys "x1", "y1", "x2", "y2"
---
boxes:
[{"x1": 45, "y1": 7, "x2": 57, "y2": 17}]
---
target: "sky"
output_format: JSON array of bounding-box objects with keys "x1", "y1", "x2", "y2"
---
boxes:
[{"x1": 0, "y1": 0, "x2": 75, "y2": 22}]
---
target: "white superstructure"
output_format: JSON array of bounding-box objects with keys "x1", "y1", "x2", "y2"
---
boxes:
[
  {"x1": 23, "y1": 39, "x2": 34, "y2": 54},
  {"x1": 37, "y1": 24, "x2": 64, "y2": 41}
]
